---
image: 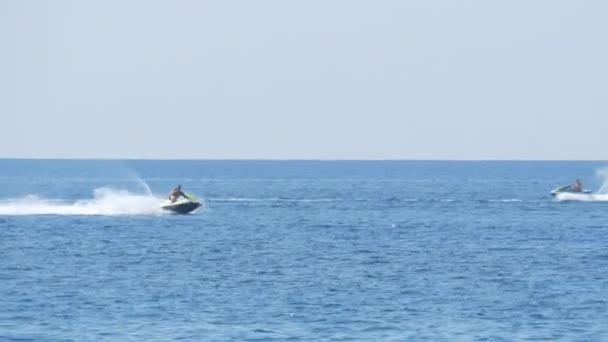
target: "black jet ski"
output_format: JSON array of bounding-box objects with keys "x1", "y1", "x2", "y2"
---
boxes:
[{"x1": 160, "y1": 198, "x2": 201, "y2": 214}]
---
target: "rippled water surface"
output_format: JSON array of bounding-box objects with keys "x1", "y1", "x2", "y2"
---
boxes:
[{"x1": 1, "y1": 160, "x2": 608, "y2": 340}]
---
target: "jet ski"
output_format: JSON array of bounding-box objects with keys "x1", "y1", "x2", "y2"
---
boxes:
[
  {"x1": 550, "y1": 185, "x2": 592, "y2": 197},
  {"x1": 160, "y1": 198, "x2": 201, "y2": 214}
]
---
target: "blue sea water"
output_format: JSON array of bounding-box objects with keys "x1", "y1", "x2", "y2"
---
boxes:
[{"x1": 1, "y1": 160, "x2": 608, "y2": 341}]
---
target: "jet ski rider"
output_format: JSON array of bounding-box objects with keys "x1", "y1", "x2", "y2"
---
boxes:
[
  {"x1": 169, "y1": 185, "x2": 188, "y2": 203},
  {"x1": 571, "y1": 179, "x2": 582, "y2": 192}
]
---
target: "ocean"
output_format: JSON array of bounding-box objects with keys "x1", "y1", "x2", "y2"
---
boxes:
[{"x1": 1, "y1": 160, "x2": 607, "y2": 341}]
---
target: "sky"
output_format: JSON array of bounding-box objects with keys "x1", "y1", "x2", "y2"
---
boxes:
[{"x1": 1, "y1": 0, "x2": 607, "y2": 160}]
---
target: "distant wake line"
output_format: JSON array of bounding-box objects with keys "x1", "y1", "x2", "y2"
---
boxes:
[{"x1": 0, "y1": 188, "x2": 165, "y2": 216}]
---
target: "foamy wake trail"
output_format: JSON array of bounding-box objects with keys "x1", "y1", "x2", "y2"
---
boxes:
[
  {"x1": 554, "y1": 193, "x2": 608, "y2": 202},
  {"x1": 0, "y1": 188, "x2": 164, "y2": 216}
]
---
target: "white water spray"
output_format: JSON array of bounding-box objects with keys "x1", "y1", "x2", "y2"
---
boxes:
[
  {"x1": 126, "y1": 169, "x2": 153, "y2": 197},
  {"x1": 0, "y1": 187, "x2": 164, "y2": 216},
  {"x1": 595, "y1": 167, "x2": 608, "y2": 195},
  {"x1": 554, "y1": 192, "x2": 608, "y2": 202}
]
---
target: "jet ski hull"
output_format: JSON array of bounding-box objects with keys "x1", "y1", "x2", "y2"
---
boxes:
[
  {"x1": 161, "y1": 200, "x2": 201, "y2": 214},
  {"x1": 550, "y1": 185, "x2": 592, "y2": 197}
]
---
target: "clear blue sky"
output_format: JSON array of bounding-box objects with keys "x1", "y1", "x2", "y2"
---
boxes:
[{"x1": 1, "y1": 0, "x2": 606, "y2": 159}]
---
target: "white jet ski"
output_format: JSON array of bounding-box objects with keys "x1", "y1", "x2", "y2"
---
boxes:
[
  {"x1": 160, "y1": 196, "x2": 201, "y2": 214},
  {"x1": 550, "y1": 185, "x2": 592, "y2": 197}
]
